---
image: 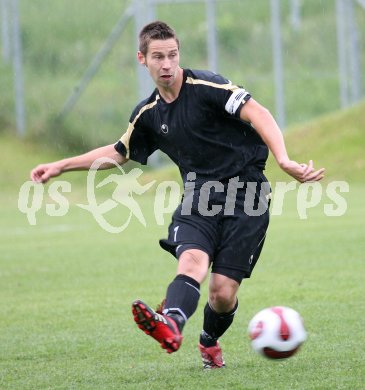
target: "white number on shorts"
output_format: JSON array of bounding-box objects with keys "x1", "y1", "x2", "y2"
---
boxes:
[{"x1": 174, "y1": 226, "x2": 180, "y2": 242}]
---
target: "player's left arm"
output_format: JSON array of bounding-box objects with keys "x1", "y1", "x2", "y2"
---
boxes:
[{"x1": 239, "y1": 98, "x2": 325, "y2": 183}]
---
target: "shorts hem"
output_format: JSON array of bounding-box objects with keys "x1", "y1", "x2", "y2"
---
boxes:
[
  {"x1": 211, "y1": 268, "x2": 251, "y2": 284},
  {"x1": 159, "y1": 239, "x2": 212, "y2": 260}
]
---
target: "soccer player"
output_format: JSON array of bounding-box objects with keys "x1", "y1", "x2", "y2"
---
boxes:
[{"x1": 31, "y1": 21, "x2": 324, "y2": 369}]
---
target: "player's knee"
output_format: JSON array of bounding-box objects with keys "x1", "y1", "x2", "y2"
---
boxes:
[
  {"x1": 209, "y1": 287, "x2": 237, "y2": 313},
  {"x1": 178, "y1": 249, "x2": 209, "y2": 283},
  {"x1": 209, "y1": 273, "x2": 239, "y2": 313}
]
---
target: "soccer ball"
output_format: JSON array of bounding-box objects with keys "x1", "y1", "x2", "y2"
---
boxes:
[{"x1": 248, "y1": 306, "x2": 307, "y2": 359}]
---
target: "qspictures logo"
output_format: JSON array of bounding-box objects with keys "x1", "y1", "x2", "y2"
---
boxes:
[{"x1": 18, "y1": 158, "x2": 349, "y2": 234}]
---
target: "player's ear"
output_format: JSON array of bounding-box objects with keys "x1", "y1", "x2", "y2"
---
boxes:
[{"x1": 137, "y1": 51, "x2": 146, "y2": 66}]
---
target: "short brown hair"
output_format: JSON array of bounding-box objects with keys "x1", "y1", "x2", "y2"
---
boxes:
[{"x1": 139, "y1": 21, "x2": 180, "y2": 56}]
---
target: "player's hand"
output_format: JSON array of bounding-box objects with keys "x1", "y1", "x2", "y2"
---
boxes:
[
  {"x1": 30, "y1": 162, "x2": 62, "y2": 183},
  {"x1": 280, "y1": 159, "x2": 325, "y2": 183}
]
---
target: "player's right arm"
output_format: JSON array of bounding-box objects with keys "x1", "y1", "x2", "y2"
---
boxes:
[
  {"x1": 239, "y1": 98, "x2": 325, "y2": 183},
  {"x1": 31, "y1": 143, "x2": 127, "y2": 184}
]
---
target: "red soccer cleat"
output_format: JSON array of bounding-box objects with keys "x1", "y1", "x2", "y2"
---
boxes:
[
  {"x1": 132, "y1": 299, "x2": 183, "y2": 353},
  {"x1": 198, "y1": 341, "x2": 226, "y2": 369}
]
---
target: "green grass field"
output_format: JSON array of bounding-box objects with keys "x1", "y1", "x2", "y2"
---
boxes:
[
  {"x1": 1, "y1": 185, "x2": 364, "y2": 390},
  {"x1": 1, "y1": 103, "x2": 365, "y2": 389}
]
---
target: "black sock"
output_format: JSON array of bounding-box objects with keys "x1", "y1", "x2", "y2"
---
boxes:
[
  {"x1": 200, "y1": 300, "x2": 239, "y2": 347},
  {"x1": 164, "y1": 274, "x2": 201, "y2": 332}
]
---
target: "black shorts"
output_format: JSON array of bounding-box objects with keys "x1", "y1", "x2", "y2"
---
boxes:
[{"x1": 159, "y1": 171, "x2": 271, "y2": 284}]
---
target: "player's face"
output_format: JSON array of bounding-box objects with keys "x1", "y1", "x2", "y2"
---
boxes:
[{"x1": 138, "y1": 38, "x2": 180, "y2": 89}]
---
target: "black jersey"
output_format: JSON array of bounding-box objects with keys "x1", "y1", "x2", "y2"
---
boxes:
[{"x1": 115, "y1": 69, "x2": 269, "y2": 183}]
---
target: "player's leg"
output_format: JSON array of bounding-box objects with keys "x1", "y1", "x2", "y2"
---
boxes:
[
  {"x1": 162, "y1": 248, "x2": 209, "y2": 330},
  {"x1": 199, "y1": 175, "x2": 270, "y2": 367},
  {"x1": 199, "y1": 273, "x2": 239, "y2": 368},
  {"x1": 132, "y1": 247, "x2": 210, "y2": 353},
  {"x1": 133, "y1": 203, "x2": 217, "y2": 353}
]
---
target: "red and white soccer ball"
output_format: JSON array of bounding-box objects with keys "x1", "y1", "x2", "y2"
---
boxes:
[{"x1": 248, "y1": 306, "x2": 307, "y2": 359}]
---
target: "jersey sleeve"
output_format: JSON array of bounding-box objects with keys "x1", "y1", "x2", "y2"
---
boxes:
[
  {"x1": 114, "y1": 105, "x2": 158, "y2": 165},
  {"x1": 209, "y1": 73, "x2": 251, "y2": 118}
]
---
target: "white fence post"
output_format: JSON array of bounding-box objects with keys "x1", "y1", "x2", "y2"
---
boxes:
[
  {"x1": 134, "y1": 0, "x2": 156, "y2": 100},
  {"x1": 11, "y1": 0, "x2": 26, "y2": 136},
  {"x1": 205, "y1": 0, "x2": 218, "y2": 73},
  {"x1": 270, "y1": 0, "x2": 286, "y2": 130}
]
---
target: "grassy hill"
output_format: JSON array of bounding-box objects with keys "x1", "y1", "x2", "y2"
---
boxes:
[{"x1": 265, "y1": 100, "x2": 365, "y2": 183}]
